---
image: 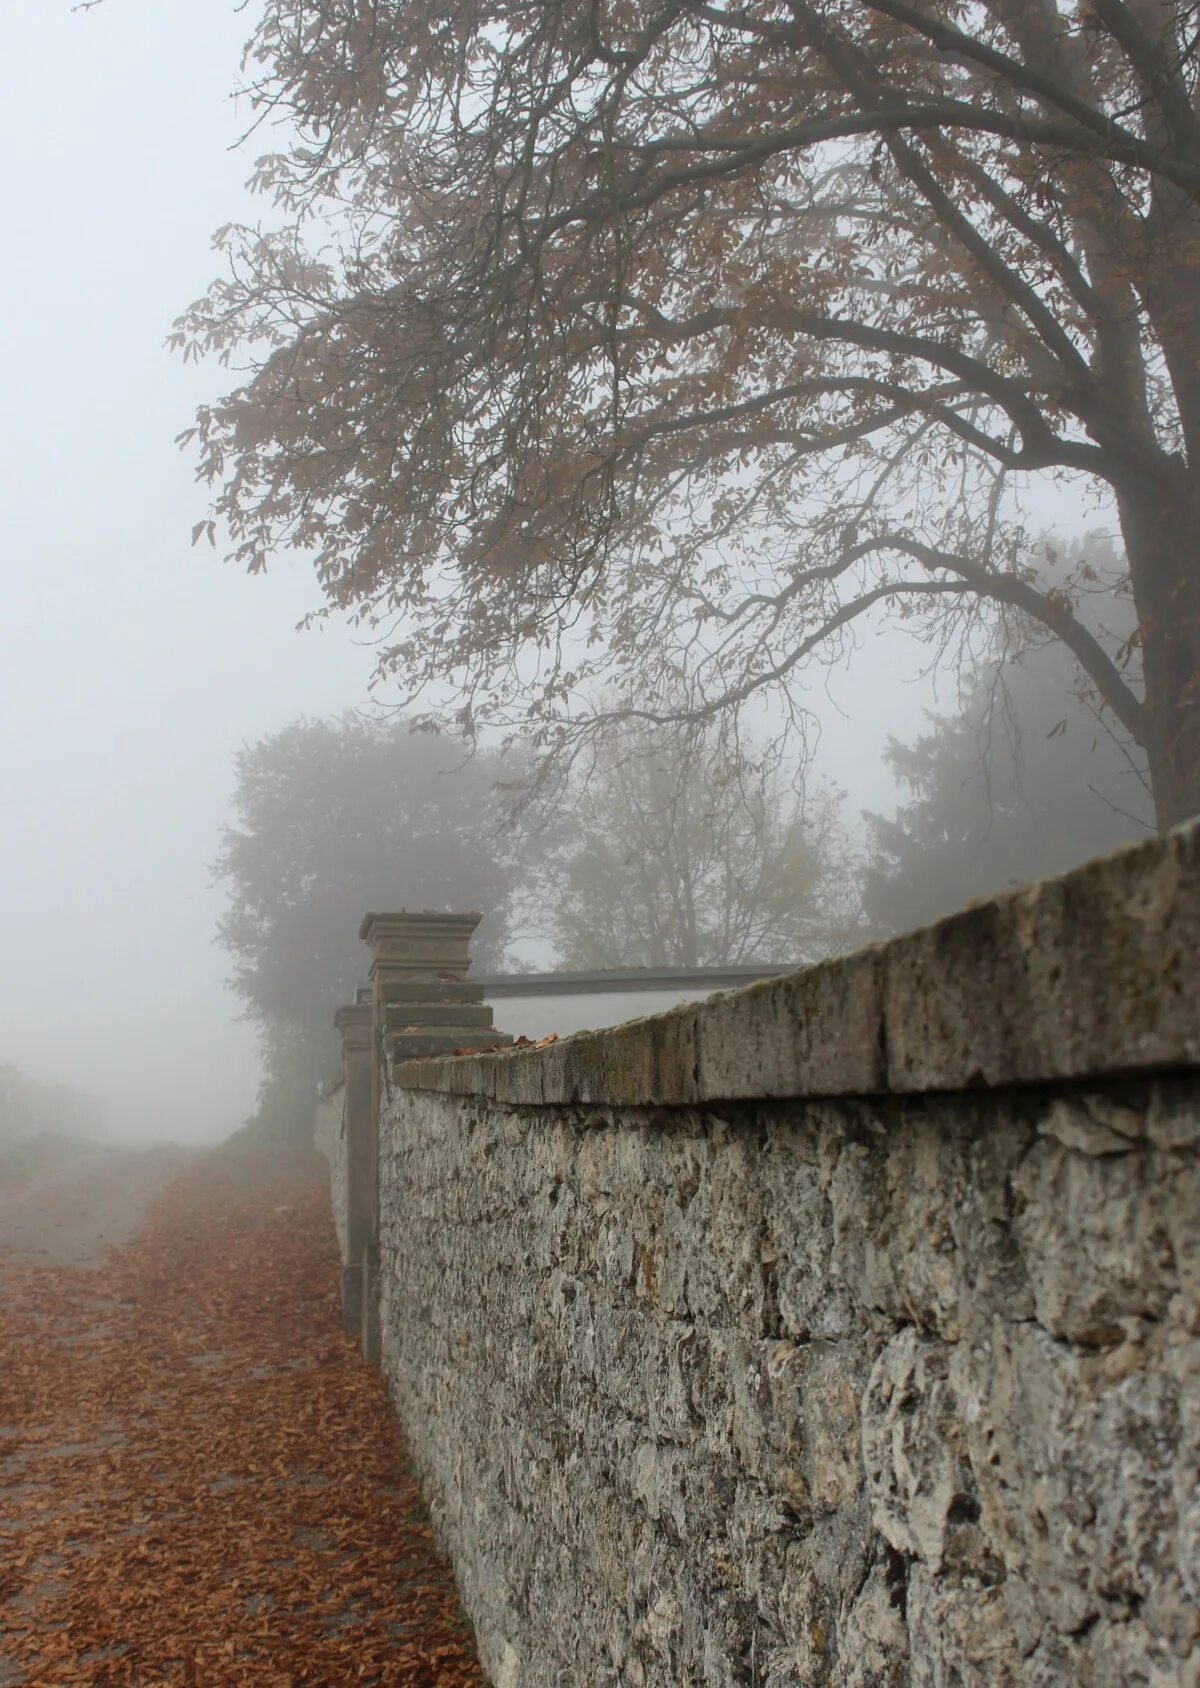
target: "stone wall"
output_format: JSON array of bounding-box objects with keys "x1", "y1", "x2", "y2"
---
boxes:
[
  {"x1": 373, "y1": 826, "x2": 1200, "y2": 1687},
  {"x1": 313, "y1": 1081, "x2": 347, "y2": 1261}
]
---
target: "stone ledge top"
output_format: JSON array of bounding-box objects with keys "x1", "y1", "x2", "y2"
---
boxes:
[
  {"x1": 393, "y1": 821, "x2": 1200, "y2": 1107},
  {"x1": 358, "y1": 909, "x2": 482, "y2": 941}
]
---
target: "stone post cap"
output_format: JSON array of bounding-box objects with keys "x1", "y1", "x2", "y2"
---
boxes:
[
  {"x1": 335, "y1": 1001, "x2": 374, "y2": 1053},
  {"x1": 358, "y1": 910, "x2": 483, "y2": 980},
  {"x1": 358, "y1": 910, "x2": 483, "y2": 942}
]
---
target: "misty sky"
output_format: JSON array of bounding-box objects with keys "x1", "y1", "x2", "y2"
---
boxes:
[
  {"x1": 0, "y1": 1, "x2": 1088, "y2": 1142},
  {"x1": 2, "y1": 0, "x2": 375, "y2": 1140}
]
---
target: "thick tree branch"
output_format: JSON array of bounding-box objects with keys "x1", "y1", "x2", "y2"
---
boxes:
[
  {"x1": 884, "y1": 131, "x2": 1096, "y2": 387},
  {"x1": 844, "y1": 533, "x2": 1149, "y2": 743},
  {"x1": 623, "y1": 373, "x2": 1063, "y2": 468},
  {"x1": 1089, "y1": 0, "x2": 1200, "y2": 151},
  {"x1": 617, "y1": 300, "x2": 1126, "y2": 474},
  {"x1": 585, "y1": 580, "x2": 978, "y2": 729},
  {"x1": 605, "y1": 101, "x2": 1200, "y2": 193},
  {"x1": 863, "y1": 0, "x2": 1200, "y2": 158}
]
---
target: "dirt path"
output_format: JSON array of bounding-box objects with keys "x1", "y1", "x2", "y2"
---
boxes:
[
  {"x1": 0, "y1": 1146, "x2": 484, "y2": 1687},
  {"x1": 0, "y1": 1144, "x2": 194, "y2": 1267}
]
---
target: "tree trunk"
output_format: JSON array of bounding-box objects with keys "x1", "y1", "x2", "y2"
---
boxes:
[{"x1": 1119, "y1": 477, "x2": 1200, "y2": 830}]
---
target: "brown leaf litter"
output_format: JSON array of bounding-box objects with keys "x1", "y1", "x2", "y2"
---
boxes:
[{"x1": 0, "y1": 1146, "x2": 485, "y2": 1686}]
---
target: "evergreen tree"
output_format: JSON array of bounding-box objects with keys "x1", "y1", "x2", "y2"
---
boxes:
[{"x1": 862, "y1": 607, "x2": 1151, "y2": 935}]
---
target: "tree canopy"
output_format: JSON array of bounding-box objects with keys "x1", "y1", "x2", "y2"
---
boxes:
[
  {"x1": 535, "y1": 715, "x2": 859, "y2": 966},
  {"x1": 180, "y1": 0, "x2": 1200, "y2": 827},
  {"x1": 213, "y1": 715, "x2": 521, "y2": 1124}
]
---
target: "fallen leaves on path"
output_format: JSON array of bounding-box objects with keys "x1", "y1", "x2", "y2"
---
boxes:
[{"x1": 0, "y1": 1147, "x2": 486, "y2": 1687}]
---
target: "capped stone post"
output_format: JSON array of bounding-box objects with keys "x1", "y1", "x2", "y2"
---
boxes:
[
  {"x1": 357, "y1": 910, "x2": 513, "y2": 1065},
  {"x1": 333, "y1": 999, "x2": 374, "y2": 1336},
  {"x1": 356, "y1": 911, "x2": 512, "y2": 1362}
]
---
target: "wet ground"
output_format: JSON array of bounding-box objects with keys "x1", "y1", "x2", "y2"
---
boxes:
[
  {"x1": 0, "y1": 1141, "x2": 484, "y2": 1686},
  {"x1": 0, "y1": 1143, "x2": 193, "y2": 1267}
]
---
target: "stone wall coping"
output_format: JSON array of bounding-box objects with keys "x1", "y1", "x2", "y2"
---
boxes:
[
  {"x1": 358, "y1": 909, "x2": 483, "y2": 941},
  {"x1": 472, "y1": 963, "x2": 795, "y2": 996},
  {"x1": 334, "y1": 1002, "x2": 374, "y2": 1029},
  {"x1": 394, "y1": 822, "x2": 1200, "y2": 1106}
]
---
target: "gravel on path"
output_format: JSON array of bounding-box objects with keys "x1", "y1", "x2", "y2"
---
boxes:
[{"x1": 0, "y1": 1143, "x2": 194, "y2": 1267}]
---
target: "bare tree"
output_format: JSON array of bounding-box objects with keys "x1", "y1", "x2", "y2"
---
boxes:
[
  {"x1": 178, "y1": 1, "x2": 1200, "y2": 826},
  {"x1": 533, "y1": 715, "x2": 859, "y2": 967}
]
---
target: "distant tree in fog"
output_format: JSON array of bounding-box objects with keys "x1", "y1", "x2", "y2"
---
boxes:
[
  {"x1": 179, "y1": 1, "x2": 1200, "y2": 829},
  {"x1": 0, "y1": 1064, "x2": 109, "y2": 1145},
  {"x1": 862, "y1": 558, "x2": 1152, "y2": 934},
  {"x1": 213, "y1": 715, "x2": 521, "y2": 1132},
  {"x1": 536, "y1": 715, "x2": 860, "y2": 969}
]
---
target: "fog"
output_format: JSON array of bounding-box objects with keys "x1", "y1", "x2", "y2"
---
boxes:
[
  {"x1": 0, "y1": 0, "x2": 1097, "y2": 1144},
  {"x1": 1, "y1": 0, "x2": 377, "y2": 1141}
]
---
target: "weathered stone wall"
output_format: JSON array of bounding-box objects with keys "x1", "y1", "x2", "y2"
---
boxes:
[
  {"x1": 374, "y1": 826, "x2": 1200, "y2": 1687},
  {"x1": 378, "y1": 1078, "x2": 1198, "y2": 1686},
  {"x1": 313, "y1": 1082, "x2": 347, "y2": 1261}
]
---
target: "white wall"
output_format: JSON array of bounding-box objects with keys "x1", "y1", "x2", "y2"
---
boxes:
[{"x1": 492, "y1": 988, "x2": 716, "y2": 1043}]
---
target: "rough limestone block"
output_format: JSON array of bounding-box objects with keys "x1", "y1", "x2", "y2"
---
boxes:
[
  {"x1": 881, "y1": 821, "x2": 1200, "y2": 1091},
  {"x1": 388, "y1": 1027, "x2": 513, "y2": 1060},
  {"x1": 697, "y1": 946, "x2": 886, "y2": 1100},
  {"x1": 373, "y1": 1072, "x2": 1198, "y2": 1686}
]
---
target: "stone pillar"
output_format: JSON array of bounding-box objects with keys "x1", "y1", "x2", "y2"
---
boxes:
[
  {"x1": 357, "y1": 911, "x2": 512, "y2": 1362},
  {"x1": 333, "y1": 1000, "x2": 374, "y2": 1336},
  {"x1": 358, "y1": 910, "x2": 511, "y2": 1061}
]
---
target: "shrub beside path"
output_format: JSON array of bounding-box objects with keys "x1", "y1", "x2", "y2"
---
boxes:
[{"x1": 0, "y1": 1143, "x2": 485, "y2": 1687}]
